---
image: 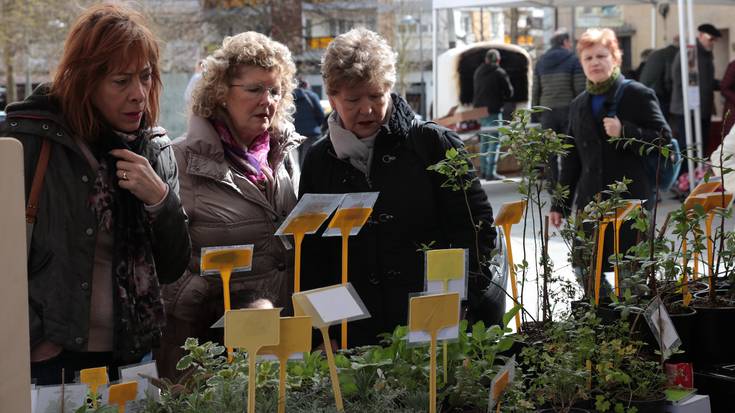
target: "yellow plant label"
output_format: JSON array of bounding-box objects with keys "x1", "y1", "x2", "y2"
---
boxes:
[
  {"x1": 259, "y1": 316, "x2": 313, "y2": 360},
  {"x1": 494, "y1": 200, "x2": 526, "y2": 226},
  {"x1": 108, "y1": 382, "x2": 138, "y2": 413},
  {"x1": 409, "y1": 292, "x2": 461, "y2": 335},
  {"x1": 687, "y1": 181, "x2": 721, "y2": 199},
  {"x1": 491, "y1": 370, "x2": 509, "y2": 400},
  {"x1": 426, "y1": 249, "x2": 465, "y2": 281},
  {"x1": 327, "y1": 207, "x2": 372, "y2": 233},
  {"x1": 80, "y1": 367, "x2": 108, "y2": 394},
  {"x1": 684, "y1": 194, "x2": 708, "y2": 211},
  {"x1": 703, "y1": 191, "x2": 734, "y2": 211},
  {"x1": 602, "y1": 200, "x2": 641, "y2": 224},
  {"x1": 284, "y1": 213, "x2": 329, "y2": 234},
  {"x1": 201, "y1": 246, "x2": 253, "y2": 273},
  {"x1": 224, "y1": 308, "x2": 281, "y2": 350}
]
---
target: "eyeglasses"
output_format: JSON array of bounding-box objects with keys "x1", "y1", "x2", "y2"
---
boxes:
[{"x1": 229, "y1": 83, "x2": 282, "y2": 102}]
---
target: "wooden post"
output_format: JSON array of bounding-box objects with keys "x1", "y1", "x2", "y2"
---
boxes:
[{"x1": 0, "y1": 138, "x2": 32, "y2": 413}]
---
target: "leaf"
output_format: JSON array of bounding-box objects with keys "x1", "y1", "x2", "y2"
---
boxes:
[
  {"x1": 497, "y1": 336, "x2": 514, "y2": 353},
  {"x1": 176, "y1": 355, "x2": 193, "y2": 371},
  {"x1": 502, "y1": 304, "x2": 522, "y2": 328}
]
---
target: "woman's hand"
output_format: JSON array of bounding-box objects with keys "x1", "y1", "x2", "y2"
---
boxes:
[
  {"x1": 549, "y1": 212, "x2": 564, "y2": 228},
  {"x1": 603, "y1": 116, "x2": 622, "y2": 138},
  {"x1": 110, "y1": 149, "x2": 168, "y2": 205}
]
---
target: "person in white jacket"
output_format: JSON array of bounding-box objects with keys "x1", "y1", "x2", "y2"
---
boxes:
[{"x1": 710, "y1": 124, "x2": 735, "y2": 193}]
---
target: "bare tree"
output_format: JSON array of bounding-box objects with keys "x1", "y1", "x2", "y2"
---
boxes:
[{"x1": 0, "y1": 0, "x2": 83, "y2": 104}]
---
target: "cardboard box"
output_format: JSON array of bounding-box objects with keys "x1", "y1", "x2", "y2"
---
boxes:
[
  {"x1": 434, "y1": 107, "x2": 489, "y2": 127},
  {"x1": 665, "y1": 395, "x2": 711, "y2": 413}
]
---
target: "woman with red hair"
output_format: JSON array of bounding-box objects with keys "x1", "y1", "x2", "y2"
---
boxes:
[
  {"x1": 550, "y1": 28, "x2": 670, "y2": 281},
  {"x1": 0, "y1": 3, "x2": 190, "y2": 384}
]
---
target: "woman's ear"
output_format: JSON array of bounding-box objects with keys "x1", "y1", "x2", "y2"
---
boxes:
[{"x1": 327, "y1": 95, "x2": 336, "y2": 112}]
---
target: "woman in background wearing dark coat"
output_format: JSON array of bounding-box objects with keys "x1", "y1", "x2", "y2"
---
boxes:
[
  {"x1": 300, "y1": 28, "x2": 500, "y2": 347},
  {"x1": 550, "y1": 28, "x2": 670, "y2": 277}
]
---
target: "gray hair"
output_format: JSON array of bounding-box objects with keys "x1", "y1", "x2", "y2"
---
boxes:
[{"x1": 321, "y1": 28, "x2": 396, "y2": 95}]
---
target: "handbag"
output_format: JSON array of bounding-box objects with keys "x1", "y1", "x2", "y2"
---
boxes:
[
  {"x1": 606, "y1": 79, "x2": 681, "y2": 192},
  {"x1": 26, "y1": 138, "x2": 51, "y2": 252}
]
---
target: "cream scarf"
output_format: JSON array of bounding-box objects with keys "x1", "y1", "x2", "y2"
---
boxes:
[{"x1": 328, "y1": 101, "x2": 393, "y2": 176}]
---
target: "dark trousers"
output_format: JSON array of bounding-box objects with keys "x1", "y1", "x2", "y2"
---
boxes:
[
  {"x1": 539, "y1": 107, "x2": 571, "y2": 188},
  {"x1": 670, "y1": 113, "x2": 711, "y2": 174},
  {"x1": 31, "y1": 351, "x2": 124, "y2": 386}
]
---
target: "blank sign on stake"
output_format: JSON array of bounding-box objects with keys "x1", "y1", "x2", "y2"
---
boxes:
[
  {"x1": 224, "y1": 308, "x2": 281, "y2": 413},
  {"x1": 424, "y1": 248, "x2": 468, "y2": 299},
  {"x1": 292, "y1": 284, "x2": 370, "y2": 412}
]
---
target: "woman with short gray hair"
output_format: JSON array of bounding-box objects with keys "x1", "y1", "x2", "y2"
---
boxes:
[{"x1": 300, "y1": 28, "x2": 500, "y2": 347}]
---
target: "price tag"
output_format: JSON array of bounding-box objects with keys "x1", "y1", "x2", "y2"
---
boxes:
[{"x1": 644, "y1": 297, "x2": 681, "y2": 353}]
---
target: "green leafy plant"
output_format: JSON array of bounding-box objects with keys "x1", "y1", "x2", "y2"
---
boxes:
[{"x1": 496, "y1": 107, "x2": 572, "y2": 323}]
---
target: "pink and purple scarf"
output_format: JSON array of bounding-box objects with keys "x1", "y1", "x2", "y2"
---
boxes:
[{"x1": 211, "y1": 118, "x2": 272, "y2": 186}]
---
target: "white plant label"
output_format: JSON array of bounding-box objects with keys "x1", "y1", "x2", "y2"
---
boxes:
[
  {"x1": 120, "y1": 360, "x2": 161, "y2": 407},
  {"x1": 322, "y1": 192, "x2": 379, "y2": 237},
  {"x1": 274, "y1": 193, "x2": 345, "y2": 236},
  {"x1": 644, "y1": 297, "x2": 681, "y2": 352}
]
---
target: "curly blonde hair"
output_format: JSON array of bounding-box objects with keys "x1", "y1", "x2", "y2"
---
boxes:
[
  {"x1": 191, "y1": 31, "x2": 296, "y2": 131},
  {"x1": 321, "y1": 28, "x2": 396, "y2": 95}
]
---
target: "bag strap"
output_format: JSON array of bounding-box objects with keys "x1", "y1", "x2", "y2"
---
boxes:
[
  {"x1": 606, "y1": 79, "x2": 633, "y2": 118},
  {"x1": 26, "y1": 138, "x2": 51, "y2": 224}
]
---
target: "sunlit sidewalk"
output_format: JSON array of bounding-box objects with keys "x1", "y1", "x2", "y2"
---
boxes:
[{"x1": 481, "y1": 177, "x2": 693, "y2": 332}]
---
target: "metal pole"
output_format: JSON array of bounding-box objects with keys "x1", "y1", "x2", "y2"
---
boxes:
[
  {"x1": 650, "y1": 5, "x2": 656, "y2": 48},
  {"x1": 677, "y1": 0, "x2": 695, "y2": 190},
  {"x1": 419, "y1": 12, "x2": 425, "y2": 119},
  {"x1": 686, "y1": 0, "x2": 704, "y2": 166},
  {"x1": 432, "y1": 7, "x2": 438, "y2": 120},
  {"x1": 25, "y1": 33, "x2": 31, "y2": 98}
]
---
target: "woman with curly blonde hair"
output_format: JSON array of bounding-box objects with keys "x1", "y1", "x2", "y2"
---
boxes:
[{"x1": 156, "y1": 32, "x2": 303, "y2": 379}]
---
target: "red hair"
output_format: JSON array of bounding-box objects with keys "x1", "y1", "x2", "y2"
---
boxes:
[
  {"x1": 51, "y1": 3, "x2": 161, "y2": 139},
  {"x1": 577, "y1": 28, "x2": 623, "y2": 65}
]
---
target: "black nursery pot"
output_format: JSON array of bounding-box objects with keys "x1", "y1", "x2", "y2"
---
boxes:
[
  {"x1": 691, "y1": 301, "x2": 735, "y2": 366},
  {"x1": 667, "y1": 303, "x2": 697, "y2": 363},
  {"x1": 615, "y1": 393, "x2": 667, "y2": 413},
  {"x1": 627, "y1": 309, "x2": 659, "y2": 351}
]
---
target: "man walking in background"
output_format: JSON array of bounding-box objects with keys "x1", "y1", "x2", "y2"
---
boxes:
[
  {"x1": 532, "y1": 29, "x2": 586, "y2": 189},
  {"x1": 473, "y1": 49, "x2": 513, "y2": 180},
  {"x1": 640, "y1": 35, "x2": 679, "y2": 119},
  {"x1": 670, "y1": 23, "x2": 721, "y2": 193}
]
